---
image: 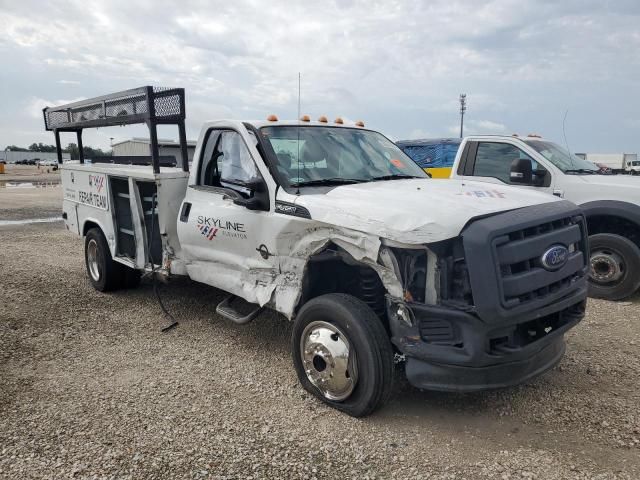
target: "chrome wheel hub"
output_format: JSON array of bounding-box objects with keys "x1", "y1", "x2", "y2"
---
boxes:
[
  {"x1": 87, "y1": 239, "x2": 101, "y2": 282},
  {"x1": 590, "y1": 249, "x2": 624, "y2": 284},
  {"x1": 300, "y1": 321, "x2": 357, "y2": 401}
]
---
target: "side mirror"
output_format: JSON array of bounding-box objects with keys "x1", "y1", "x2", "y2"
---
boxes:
[
  {"x1": 231, "y1": 177, "x2": 269, "y2": 211},
  {"x1": 510, "y1": 158, "x2": 533, "y2": 184}
]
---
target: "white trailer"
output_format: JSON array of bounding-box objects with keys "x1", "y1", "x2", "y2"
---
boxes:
[{"x1": 44, "y1": 86, "x2": 589, "y2": 417}]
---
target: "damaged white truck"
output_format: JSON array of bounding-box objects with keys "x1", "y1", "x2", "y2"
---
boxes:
[{"x1": 44, "y1": 87, "x2": 589, "y2": 416}]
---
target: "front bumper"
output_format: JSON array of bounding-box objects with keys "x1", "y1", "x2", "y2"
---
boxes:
[
  {"x1": 387, "y1": 288, "x2": 586, "y2": 392},
  {"x1": 405, "y1": 336, "x2": 565, "y2": 392}
]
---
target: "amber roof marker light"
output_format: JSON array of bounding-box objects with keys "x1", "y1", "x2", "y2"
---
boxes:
[
  {"x1": 334, "y1": 117, "x2": 344, "y2": 124},
  {"x1": 318, "y1": 116, "x2": 328, "y2": 123},
  {"x1": 355, "y1": 120, "x2": 365, "y2": 127},
  {"x1": 267, "y1": 114, "x2": 278, "y2": 121}
]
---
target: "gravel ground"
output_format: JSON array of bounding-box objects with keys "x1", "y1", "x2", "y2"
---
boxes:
[{"x1": 0, "y1": 188, "x2": 639, "y2": 479}]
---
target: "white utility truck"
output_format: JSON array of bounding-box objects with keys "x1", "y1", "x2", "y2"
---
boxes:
[
  {"x1": 44, "y1": 87, "x2": 588, "y2": 416},
  {"x1": 574, "y1": 153, "x2": 639, "y2": 175},
  {"x1": 450, "y1": 135, "x2": 640, "y2": 301}
]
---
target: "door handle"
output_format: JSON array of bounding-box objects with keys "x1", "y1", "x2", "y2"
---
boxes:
[{"x1": 180, "y1": 202, "x2": 192, "y2": 222}]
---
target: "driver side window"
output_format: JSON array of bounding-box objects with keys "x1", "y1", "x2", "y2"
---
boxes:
[
  {"x1": 199, "y1": 130, "x2": 261, "y2": 190},
  {"x1": 473, "y1": 142, "x2": 547, "y2": 186}
]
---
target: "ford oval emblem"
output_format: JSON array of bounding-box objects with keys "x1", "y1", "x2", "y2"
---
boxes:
[{"x1": 541, "y1": 244, "x2": 569, "y2": 271}]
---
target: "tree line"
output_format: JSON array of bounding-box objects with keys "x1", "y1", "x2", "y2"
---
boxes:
[{"x1": 5, "y1": 143, "x2": 111, "y2": 159}]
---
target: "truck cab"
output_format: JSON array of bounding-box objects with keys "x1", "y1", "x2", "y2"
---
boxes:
[
  {"x1": 448, "y1": 135, "x2": 640, "y2": 301},
  {"x1": 44, "y1": 88, "x2": 589, "y2": 416}
]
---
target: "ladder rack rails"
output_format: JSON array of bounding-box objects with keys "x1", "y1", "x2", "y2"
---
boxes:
[{"x1": 42, "y1": 86, "x2": 189, "y2": 174}]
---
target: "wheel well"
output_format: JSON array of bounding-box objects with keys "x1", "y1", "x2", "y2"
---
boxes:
[
  {"x1": 298, "y1": 244, "x2": 387, "y2": 323},
  {"x1": 82, "y1": 220, "x2": 100, "y2": 237},
  {"x1": 586, "y1": 215, "x2": 640, "y2": 248}
]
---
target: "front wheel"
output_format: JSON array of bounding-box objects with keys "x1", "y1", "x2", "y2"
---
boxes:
[
  {"x1": 588, "y1": 233, "x2": 640, "y2": 301},
  {"x1": 292, "y1": 293, "x2": 394, "y2": 417}
]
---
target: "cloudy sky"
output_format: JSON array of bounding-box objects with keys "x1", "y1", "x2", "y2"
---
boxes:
[{"x1": 1, "y1": 0, "x2": 639, "y2": 152}]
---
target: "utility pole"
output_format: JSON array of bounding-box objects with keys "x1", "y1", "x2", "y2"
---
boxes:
[{"x1": 459, "y1": 94, "x2": 467, "y2": 138}]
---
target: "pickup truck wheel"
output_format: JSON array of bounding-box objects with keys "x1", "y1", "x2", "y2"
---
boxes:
[
  {"x1": 292, "y1": 293, "x2": 394, "y2": 417},
  {"x1": 85, "y1": 228, "x2": 121, "y2": 292},
  {"x1": 588, "y1": 233, "x2": 640, "y2": 301}
]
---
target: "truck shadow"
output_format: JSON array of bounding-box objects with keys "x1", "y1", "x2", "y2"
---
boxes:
[{"x1": 133, "y1": 277, "x2": 584, "y2": 424}]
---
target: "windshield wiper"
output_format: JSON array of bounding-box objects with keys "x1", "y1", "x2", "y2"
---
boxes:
[
  {"x1": 291, "y1": 178, "x2": 365, "y2": 187},
  {"x1": 564, "y1": 169, "x2": 598, "y2": 175},
  {"x1": 370, "y1": 174, "x2": 422, "y2": 181}
]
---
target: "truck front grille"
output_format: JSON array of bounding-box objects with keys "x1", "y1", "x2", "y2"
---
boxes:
[
  {"x1": 461, "y1": 201, "x2": 589, "y2": 323},
  {"x1": 494, "y1": 215, "x2": 587, "y2": 308}
]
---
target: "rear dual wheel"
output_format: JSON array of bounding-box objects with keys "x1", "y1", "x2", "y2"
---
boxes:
[
  {"x1": 292, "y1": 293, "x2": 394, "y2": 417},
  {"x1": 85, "y1": 228, "x2": 140, "y2": 292}
]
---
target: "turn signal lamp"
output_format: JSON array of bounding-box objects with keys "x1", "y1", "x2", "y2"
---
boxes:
[
  {"x1": 267, "y1": 114, "x2": 278, "y2": 121},
  {"x1": 334, "y1": 117, "x2": 344, "y2": 124}
]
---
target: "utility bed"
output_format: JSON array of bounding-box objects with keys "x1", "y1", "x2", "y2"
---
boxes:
[
  {"x1": 61, "y1": 163, "x2": 189, "y2": 273},
  {"x1": 44, "y1": 86, "x2": 192, "y2": 275}
]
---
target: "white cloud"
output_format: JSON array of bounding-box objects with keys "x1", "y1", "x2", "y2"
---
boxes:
[
  {"x1": 0, "y1": 0, "x2": 639, "y2": 152},
  {"x1": 448, "y1": 119, "x2": 508, "y2": 136}
]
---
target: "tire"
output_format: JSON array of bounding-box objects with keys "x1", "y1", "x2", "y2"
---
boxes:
[
  {"x1": 588, "y1": 233, "x2": 640, "y2": 301},
  {"x1": 84, "y1": 228, "x2": 122, "y2": 292},
  {"x1": 292, "y1": 293, "x2": 394, "y2": 417}
]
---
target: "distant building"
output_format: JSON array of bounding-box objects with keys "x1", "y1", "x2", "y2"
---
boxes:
[
  {"x1": 112, "y1": 138, "x2": 197, "y2": 163},
  {"x1": 2, "y1": 151, "x2": 71, "y2": 163}
]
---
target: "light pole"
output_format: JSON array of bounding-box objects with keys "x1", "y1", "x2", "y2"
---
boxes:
[{"x1": 459, "y1": 94, "x2": 467, "y2": 138}]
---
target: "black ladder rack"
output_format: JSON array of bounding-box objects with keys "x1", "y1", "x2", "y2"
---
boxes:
[{"x1": 42, "y1": 86, "x2": 189, "y2": 174}]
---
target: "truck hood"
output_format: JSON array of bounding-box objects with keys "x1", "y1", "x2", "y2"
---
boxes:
[
  {"x1": 567, "y1": 175, "x2": 640, "y2": 205},
  {"x1": 293, "y1": 179, "x2": 561, "y2": 244},
  {"x1": 577, "y1": 174, "x2": 640, "y2": 189}
]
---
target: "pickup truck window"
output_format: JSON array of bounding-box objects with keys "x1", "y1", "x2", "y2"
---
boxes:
[
  {"x1": 474, "y1": 142, "x2": 547, "y2": 185},
  {"x1": 524, "y1": 140, "x2": 598, "y2": 173},
  {"x1": 260, "y1": 126, "x2": 427, "y2": 187},
  {"x1": 199, "y1": 129, "x2": 261, "y2": 188}
]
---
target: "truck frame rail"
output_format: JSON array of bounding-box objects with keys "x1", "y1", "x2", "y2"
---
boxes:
[{"x1": 43, "y1": 86, "x2": 189, "y2": 174}]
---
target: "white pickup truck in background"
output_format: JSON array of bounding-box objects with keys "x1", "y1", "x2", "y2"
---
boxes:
[
  {"x1": 574, "y1": 152, "x2": 640, "y2": 175},
  {"x1": 449, "y1": 135, "x2": 640, "y2": 301},
  {"x1": 44, "y1": 87, "x2": 589, "y2": 416}
]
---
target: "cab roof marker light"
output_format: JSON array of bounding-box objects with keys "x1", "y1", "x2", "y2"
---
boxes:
[
  {"x1": 300, "y1": 115, "x2": 310, "y2": 122},
  {"x1": 318, "y1": 115, "x2": 328, "y2": 123},
  {"x1": 334, "y1": 117, "x2": 344, "y2": 124},
  {"x1": 267, "y1": 114, "x2": 278, "y2": 121},
  {"x1": 355, "y1": 120, "x2": 365, "y2": 127},
  {"x1": 512, "y1": 133, "x2": 519, "y2": 137},
  {"x1": 527, "y1": 133, "x2": 542, "y2": 138}
]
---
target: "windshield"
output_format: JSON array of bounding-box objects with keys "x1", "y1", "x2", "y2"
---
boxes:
[
  {"x1": 524, "y1": 140, "x2": 598, "y2": 173},
  {"x1": 260, "y1": 126, "x2": 427, "y2": 187}
]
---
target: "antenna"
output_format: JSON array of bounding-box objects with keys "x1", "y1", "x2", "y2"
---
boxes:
[
  {"x1": 296, "y1": 72, "x2": 301, "y2": 195},
  {"x1": 562, "y1": 109, "x2": 576, "y2": 169}
]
